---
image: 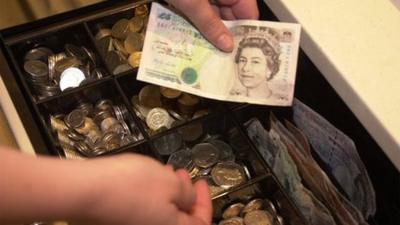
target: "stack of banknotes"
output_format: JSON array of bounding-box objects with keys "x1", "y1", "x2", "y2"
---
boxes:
[{"x1": 245, "y1": 99, "x2": 376, "y2": 225}]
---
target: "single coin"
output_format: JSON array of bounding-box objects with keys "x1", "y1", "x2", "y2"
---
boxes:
[
  {"x1": 135, "y1": 4, "x2": 149, "y2": 17},
  {"x1": 59, "y1": 67, "x2": 86, "y2": 91},
  {"x1": 124, "y1": 32, "x2": 144, "y2": 53},
  {"x1": 64, "y1": 44, "x2": 87, "y2": 62},
  {"x1": 128, "y1": 51, "x2": 142, "y2": 68},
  {"x1": 222, "y1": 203, "x2": 245, "y2": 219},
  {"x1": 264, "y1": 199, "x2": 278, "y2": 217},
  {"x1": 100, "y1": 117, "x2": 119, "y2": 133},
  {"x1": 105, "y1": 50, "x2": 124, "y2": 71},
  {"x1": 160, "y1": 86, "x2": 182, "y2": 99},
  {"x1": 218, "y1": 217, "x2": 244, "y2": 225},
  {"x1": 81, "y1": 46, "x2": 98, "y2": 66},
  {"x1": 243, "y1": 210, "x2": 273, "y2": 225},
  {"x1": 178, "y1": 93, "x2": 200, "y2": 115},
  {"x1": 167, "y1": 109, "x2": 185, "y2": 121},
  {"x1": 95, "y1": 28, "x2": 112, "y2": 40},
  {"x1": 24, "y1": 60, "x2": 48, "y2": 78},
  {"x1": 138, "y1": 85, "x2": 162, "y2": 108},
  {"x1": 54, "y1": 57, "x2": 82, "y2": 75},
  {"x1": 153, "y1": 131, "x2": 183, "y2": 155},
  {"x1": 95, "y1": 99, "x2": 114, "y2": 112},
  {"x1": 111, "y1": 18, "x2": 130, "y2": 40},
  {"x1": 113, "y1": 63, "x2": 132, "y2": 75},
  {"x1": 65, "y1": 109, "x2": 85, "y2": 129},
  {"x1": 191, "y1": 143, "x2": 220, "y2": 168},
  {"x1": 178, "y1": 122, "x2": 203, "y2": 142},
  {"x1": 167, "y1": 148, "x2": 193, "y2": 170},
  {"x1": 146, "y1": 107, "x2": 171, "y2": 131},
  {"x1": 24, "y1": 47, "x2": 53, "y2": 62},
  {"x1": 128, "y1": 16, "x2": 144, "y2": 33},
  {"x1": 95, "y1": 36, "x2": 113, "y2": 57},
  {"x1": 192, "y1": 109, "x2": 209, "y2": 119},
  {"x1": 242, "y1": 199, "x2": 264, "y2": 215},
  {"x1": 211, "y1": 162, "x2": 247, "y2": 188},
  {"x1": 113, "y1": 39, "x2": 129, "y2": 56},
  {"x1": 209, "y1": 139, "x2": 235, "y2": 162},
  {"x1": 131, "y1": 95, "x2": 151, "y2": 119}
]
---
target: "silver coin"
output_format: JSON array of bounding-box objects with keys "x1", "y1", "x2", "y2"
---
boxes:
[
  {"x1": 24, "y1": 60, "x2": 48, "y2": 78},
  {"x1": 146, "y1": 107, "x2": 171, "y2": 131},
  {"x1": 191, "y1": 143, "x2": 220, "y2": 168},
  {"x1": 81, "y1": 46, "x2": 98, "y2": 66},
  {"x1": 24, "y1": 47, "x2": 53, "y2": 62},
  {"x1": 167, "y1": 148, "x2": 193, "y2": 170},
  {"x1": 95, "y1": 36, "x2": 113, "y2": 57},
  {"x1": 74, "y1": 141, "x2": 92, "y2": 157},
  {"x1": 223, "y1": 203, "x2": 245, "y2": 219},
  {"x1": 211, "y1": 162, "x2": 247, "y2": 188},
  {"x1": 100, "y1": 117, "x2": 119, "y2": 133},
  {"x1": 218, "y1": 217, "x2": 244, "y2": 225},
  {"x1": 95, "y1": 28, "x2": 112, "y2": 40},
  {"x1": 113, "y1": 63, "x2": 132, "y2": 75},
  {"x1": 264, "y1": 199, "x2": 278, "y2": 218},
  {"x1": 59, "y1": 67, "x2": 86, "y2": 91},
  {"x1": 243, "y1": 210, "x2": 273, "y2": 225},
  {"x1": 64, "y1": 44, "x2": 87, "y2": 62},
  {"x1": 153, "y1": 131, "x2": 183, "y2": 155},
  {"x1": 95, "y1": 99, "x2": 114, "y2": 111},
  {"x1": 131, "y1": 95, "x2": 150, "y2": 119},
  {"x1": 209, "y1": 139, "x2": 235, "y2": 162},
  {"x1": 65, "y1": 109, "x2": 85, "y2": 129}
]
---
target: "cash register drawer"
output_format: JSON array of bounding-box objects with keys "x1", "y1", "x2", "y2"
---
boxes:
[{"x1": 0, "y1": 0, "x2": 398, "y2": 225}]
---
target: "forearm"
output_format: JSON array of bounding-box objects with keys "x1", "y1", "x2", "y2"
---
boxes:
[{"x1": 0, "y1": 148, "x2": 102, "y2": 224}]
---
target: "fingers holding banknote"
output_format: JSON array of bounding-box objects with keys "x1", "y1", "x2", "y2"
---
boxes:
[{"x1": 167, "y1": 0, "x2": 259, "y2": 52}]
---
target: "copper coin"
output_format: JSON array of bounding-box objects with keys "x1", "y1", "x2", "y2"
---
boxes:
[{"x1": 160, "y1": 86, "x2": 182, "y2": 99}]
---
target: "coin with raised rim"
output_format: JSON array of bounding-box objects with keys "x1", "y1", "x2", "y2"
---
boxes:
[
  {"x1": 243, "y1": 210, "x2": 273, "y2": 225},
  {"x1": 218, "y1": 217, "x2": 244, "y2": 225},
  {"x1": 211, "y1": 162, "x2": 247, "y2": 188},
  {"x1": 191, "y1": 143, "x2": 220, "y2": 168},
  {"x1": 24, "y1": 60, "x2": 48, "y2": 78},
  {"x1": 153, "y1": 131, "x2": 183, "y2": 155},
  {"x1": 65, "y1": 109, "x2": 85, "y2": 129},
  {"x1": 124, "y1": 32, "x2": 144, "y2": 53},
  {"x1": 59, "y1": 67, "x2": 86, "y2": 91},
  {"x1": 222, "y1": 203, "x2": 245, "y2": 219},
  {"x1": 128, "y1": 16, "x2": 144, "y2": 33},
  {"x1": 111, "y1": 18, "x2": 130, "y2": 40},
  {"x1": 146, "y1": 107, "x2": 171, "y2": 131},
  {"x1": 160, "y1": 86, "x2": 182, "y2": 99},
  {"x1": 241, "y1": 199, "x2": 264, "y2": 215},
  {"x1": 139, "y1": 85, "x2": 162, "y2": 108}
]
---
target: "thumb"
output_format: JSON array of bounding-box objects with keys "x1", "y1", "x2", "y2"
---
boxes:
[{"x1": 167, "y1": 0, "x2": 234, "y2": 52}]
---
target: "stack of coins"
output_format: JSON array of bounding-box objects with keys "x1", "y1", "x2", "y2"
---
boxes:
[
  {"x1": 164, "y1": 132, "x2": 251, "y2": 197},
  {"x1": 94, "y1": 4, "x2": 149, "y2": 74},
  {"x1": 131, "y1": 84, "x2": 210, "y2": 135},
  {"x1": 50, "y1": 99, "x2": 143, "y2": 158},
  {"x1": 217, "y1": 198, "x2": 284, "y2": 225},
  {"x1": 23, "y1": 44, "x2": 105, "y2": 99}
]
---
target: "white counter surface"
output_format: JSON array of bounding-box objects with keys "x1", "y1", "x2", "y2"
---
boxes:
[{"x1": 264, "y1": 0, "x2": 400, "y2": 171}]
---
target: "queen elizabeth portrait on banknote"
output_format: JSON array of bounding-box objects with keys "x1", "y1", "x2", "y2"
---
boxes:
[{"x1": 229, "y1": 26, "x2": 281, "y2": 99}]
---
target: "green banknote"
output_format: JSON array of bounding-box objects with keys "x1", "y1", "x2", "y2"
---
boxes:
[{"x1": 137, "y1": 2, "x2": 301, "y2": 106}]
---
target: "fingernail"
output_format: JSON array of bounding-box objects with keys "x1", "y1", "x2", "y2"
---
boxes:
[{"x1": 217, "y1": 33, "x2": 234, "y2": 52}]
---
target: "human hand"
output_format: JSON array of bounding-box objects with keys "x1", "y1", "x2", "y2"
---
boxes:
[
  {"x1": 167, "y1": 0, "x2": 259, "y2": 52},
  {"x1": 85, "y1": 154, "x2": 212, "y2": 225}
]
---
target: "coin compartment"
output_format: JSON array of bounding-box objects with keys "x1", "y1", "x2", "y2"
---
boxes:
[
  {"x1": 8, "y1": 24, "x2": 110, "y2": 102},
  {"x1": 86, "y1": 3, "x2": 151, "y2": 76},
  {"x1": 151, "y1": 114, "x2": 271, "y2": 198},
  {"x1": 36, "y1": 80, "x2": 145, "y2": 157},
  {"x1": 212, "y1": 175, "x2": 307, "y2": 225},
  {"x1": 117, "y1": 74, "x2": 227, "y2": 137}
]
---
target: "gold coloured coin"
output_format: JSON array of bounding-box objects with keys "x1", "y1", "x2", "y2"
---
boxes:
[
  {"x1": 218, "y1": 217, "x2": 244, "y2": 225},
  {"x1": 128, "y1": 52, "x2": 142, "y2": 68},
  {"x1": 113, "y1": 39, "x2": 129, "y2": 57},
  {"x1": 222, "y1": 203, "x2": 245, "y2": 219},
  {"x1": 138, "y1": 85, "x2": 162, "y2": 108},
  {"x1": 160, "y1": 86, "x2": 182, "y2": 99},
  {"x1": 135, "y1": 4, "x2": 149, "y2": 17},
  {"x1": 124, "y1": 32, "x2": 144, "y2": 54},
  {"x1": 111, "y1": 18, "x2": 130, "y2": 40},
  {"x1": 243, "y1": 210, "x2": 273, "y2": 225},
  {"x1": 128, "y1": 16, "x2": 144, "y2": 33},
  {"x1": 241, "y1": 199, "x2": 264, "y2": 215}
]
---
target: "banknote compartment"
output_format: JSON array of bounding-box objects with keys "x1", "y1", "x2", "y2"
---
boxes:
[
  {"x1": 8, "y1": 24, "x2": 110, "y2": 102},
  {"x1": 36, "y1": 80, "x2": 145, "y2": 158},
  {"x1": 212, "y1": 175, "x2": 307, "y2": 225},
  {"x1": 117, "y1": 74, "x2": 226, "y2": 136}
]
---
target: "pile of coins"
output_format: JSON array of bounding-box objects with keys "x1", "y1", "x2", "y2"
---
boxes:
[
  {"x1": 94, "y1": 4, "x2": 149, "y2": 74},
  {"x1": 131, "y1": 84, "x2": 210, "y2": 135},
  {"x1": 23, "y1": 44, "x2": 105, "y2": 99},
  {"x1": 162, "y1": 130, "x2": 251, "y2": 197},
  {"x1": 217, "y1": 198, "x2": 284, "y2": 225},
  {"x1": 50, "y1": 99, "x2": 143, "y2": 158}
]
